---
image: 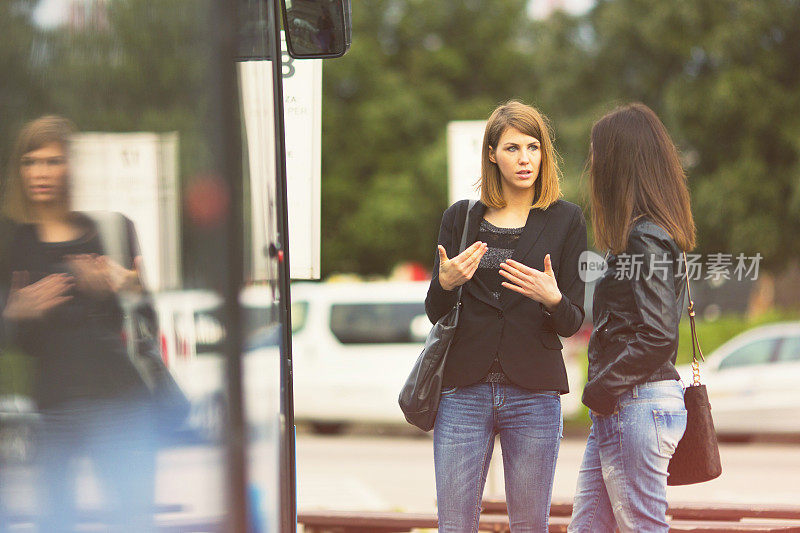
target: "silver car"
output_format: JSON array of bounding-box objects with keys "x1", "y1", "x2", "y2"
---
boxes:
[{"x1": 677, "y1": 322, "x2": 800, "y2": 437}]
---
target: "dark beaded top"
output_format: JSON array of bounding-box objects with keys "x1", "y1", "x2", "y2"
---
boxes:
[{"x1": 475, "y1": 219, "x2": 524, "y2": 385}]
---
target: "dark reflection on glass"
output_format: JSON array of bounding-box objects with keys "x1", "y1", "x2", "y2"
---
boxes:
[
  {"x1": 1, "y1": 116, "x2": 157, "y2": 531},
  {"x1": 0, "y1": 0, "x2": 281, "y2": 530},
  {"x1": 238, "y1": 0, "x2": 270, "y2": 60},
  {"x1": 285, "y1": 0, "x2": 350, "y2": 57}
]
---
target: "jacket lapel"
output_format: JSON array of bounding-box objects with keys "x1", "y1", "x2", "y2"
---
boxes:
[
  {"x1": 500, "y1": 206, "x2": 554, "y2": 308},
  {"x1": 462, "y1": 201, "x2": 502, "y2": 310}
]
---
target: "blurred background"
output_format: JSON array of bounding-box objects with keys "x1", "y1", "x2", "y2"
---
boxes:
[{"x1": 0, "y1": 0, "x2": 799, "y2": 528}]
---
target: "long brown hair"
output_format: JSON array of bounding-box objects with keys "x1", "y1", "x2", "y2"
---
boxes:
[
  {"x1": 479, "y1": 101, "x2": 561, "y2": 210},
  {"x1": 3, "y1": 115, "x2": 76, "y2": 223},
  {"x1": 590, "y1": 103, "x2": 695, "y2": 253}
]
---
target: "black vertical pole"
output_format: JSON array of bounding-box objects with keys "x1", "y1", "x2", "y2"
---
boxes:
[
  {"x1": 210, "y1": 0, "x2": 249, "y2": 531},
  {"x1": 266, "y1": 1, "x2": 298, "y2": 532}
]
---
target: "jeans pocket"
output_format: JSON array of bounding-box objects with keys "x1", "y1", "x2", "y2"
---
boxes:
[
  {"x1": 440, "y1": 386, "x2": 458, "y2": 396},
  {"x1": 653, "y1": 409, "x2": 687, "y2": 457}
]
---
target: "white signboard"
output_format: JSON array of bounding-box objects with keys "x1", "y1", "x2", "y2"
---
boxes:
[
  {"x1": 239, "y1": 33, "x2": 322, "y2": 280},
  {"x1": 69, "y1": 132, "x2": 180, "y2": 291},
  {"x1": 447, "y1": 120, "x2": 486, "y2": 205}
]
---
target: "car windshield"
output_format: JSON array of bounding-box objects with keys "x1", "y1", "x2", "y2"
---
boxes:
[
  {"x1": 718, "y1": 338, "x2": 777, "y2": 370},
  {"x1": 329, "y1": 302, "x2": 427, "y2": 344},
  {"x1": 777, "y1": 336, "x2": 800, "y2": 362}
]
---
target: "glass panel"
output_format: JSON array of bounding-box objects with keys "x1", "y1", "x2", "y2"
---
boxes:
[
  {"x1": 718, "y1": 338, "x2": 777, "y2": 370},
  {"x1": 329, "y1": 302, "x2": 428, "y2": 344},
  {"x1": 0, "y1": 1, "x2": 279, "y2": 530},
  {"x1": 238, "y1": 0, "x2": 270, "y2": 60}
]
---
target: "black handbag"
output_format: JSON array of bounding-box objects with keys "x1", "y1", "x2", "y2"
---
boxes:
[
  {"x1": 667, "y1": 251, "x2": 722, "y2": 486},
  {"x1": 129, "y1": 300, "x2": 192, "y2": 436},
  {"x1": 399, "y1": 200, "x2": 475, "y2": 431},
  {"x1": 87, "y1": 211, "x2": 191, "y2": 436}
]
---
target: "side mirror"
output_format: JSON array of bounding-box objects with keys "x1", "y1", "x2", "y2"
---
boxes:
[{"x1": 282, "y1": 0, "x2": 351, "y2": 59}]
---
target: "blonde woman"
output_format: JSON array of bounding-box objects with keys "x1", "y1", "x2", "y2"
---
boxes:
[
  {"x1": 426, "y1": 101, "x2": 587, "y2": 532},
  {"x1": 2, "y1": 115, "x2": 155, "y2": 532}
]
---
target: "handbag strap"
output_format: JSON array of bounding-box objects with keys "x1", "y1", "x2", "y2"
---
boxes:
[
  {"x1": 682, "y1": 251, "x2": 706, "y2": 386},
  {"x1": 454, "y1": 200, "x2": 477, "y2": 316}
]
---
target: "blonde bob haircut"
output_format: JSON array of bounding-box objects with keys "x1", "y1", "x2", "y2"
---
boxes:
[
  {"x1": 3, "y1": 115, "x2": 76, "y2": 223},
  {"x1": 479, "y1": 100, "x2": 562, "y2": 210}
]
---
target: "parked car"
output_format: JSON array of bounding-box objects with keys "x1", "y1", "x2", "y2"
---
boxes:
[
  {"x1": 676, "y1": 322, "x2": 800, "y2": 438},
  {"x1": 153, "y1": 280, "x2": 587, "y2": 438},
  {"x1": 288, "y1": 281, "x2": 430, "y2": 433},
  {"x1": 290, "y1": 281, "x2": 585, "y2": 433}
]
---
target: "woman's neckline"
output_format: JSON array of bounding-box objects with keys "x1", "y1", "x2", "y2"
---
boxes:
[
  {"x1": 481, "y1": 218, "x2": 525, "y2": 231},
  {"x1": 32, "y1": 213, "x2": 93, "y2": 245}
]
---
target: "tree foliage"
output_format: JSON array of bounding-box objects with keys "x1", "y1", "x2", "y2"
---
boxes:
[
  {"x1": 2, "y1": 0, "x2": 799, "y2": 278},
  {"x1": 0, "y1": 0, "x2": 47, "y2": 180},
  {"x1": 322, "y1": 0, "x2": 800, "y2": 276}
]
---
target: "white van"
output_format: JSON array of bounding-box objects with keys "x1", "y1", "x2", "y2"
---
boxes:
[
  {"x1": 289, "y1": 281, "x2": 431, "y2": 432},
  {"x1": 154, "y1": 281, "x2": 583, "y2": 438},
  {"x1": 289, "y1": 280, "x2": 586, "y2": 432}
]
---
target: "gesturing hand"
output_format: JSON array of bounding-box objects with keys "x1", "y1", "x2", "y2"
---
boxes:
[
  {"x1": 437, "y1": 241, "x2": 488, "y2": 291},
  {"x1": 100, "y1": 255, "x2": 144, "y2": 293},
  {"x1": 2, "y1": 272, "x2": 74, "y2": 321},
  {"x1": 65, "y1": 254, "x2": 113, "y2": 298},
  {"x1": 499, "y1": 254, "x2": 562, "y2": 309},
  {"x1": 66, "y1": 254, "x2": 143, "y2": 297}
]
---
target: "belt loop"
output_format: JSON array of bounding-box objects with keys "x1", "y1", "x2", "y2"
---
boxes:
[{"x1": 632, "y1": 385, "x2": 639, "y2": 399}]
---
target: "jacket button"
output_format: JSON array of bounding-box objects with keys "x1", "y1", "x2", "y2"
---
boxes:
[{"x1": 497, "y1": 310, "x2": 503, "y2": 319}]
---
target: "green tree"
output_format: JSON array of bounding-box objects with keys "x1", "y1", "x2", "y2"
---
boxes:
[
  {"x1": 0, "y1": 0, "x2": 47, "y2": 183},
  {"x1": 320, "y1": 0, "x2": 800, "y2": 276},
  {"x1": 661, "y1": 0, "x2": 800, "y2": 269},
  {"x1": 321, "y1": 0, "x2": 545, "y2": 276},
  {"x1": 539, "y1": 0, "x2": 800, "y2": 270}
]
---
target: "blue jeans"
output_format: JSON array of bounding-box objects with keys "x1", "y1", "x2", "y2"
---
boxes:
[
  {"x1": 569, "y1": 380, "x2": 687, "y2": 533},
  {"x1": 434, "y1": 382, "x2": 562, "y2": 533},
  {"x1": 35, "y1": 398, "x2": 157, "y2": 533}
]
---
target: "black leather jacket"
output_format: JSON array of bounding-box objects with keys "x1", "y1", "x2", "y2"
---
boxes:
[{"x1": 582, "y1": 219, "x2": 686, "y2": 415}]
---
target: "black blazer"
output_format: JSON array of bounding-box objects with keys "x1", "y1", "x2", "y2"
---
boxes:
[{"x1": 425, "y1": 199, "x2": 587, "y2": 392}]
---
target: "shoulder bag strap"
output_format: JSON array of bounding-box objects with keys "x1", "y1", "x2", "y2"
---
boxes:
[
  {"x1": 682, "y1": 251, "x2": 706, "y2": 386},
  {"x1": 454, "y1": 200, "x2": 477, "y2": 320}
]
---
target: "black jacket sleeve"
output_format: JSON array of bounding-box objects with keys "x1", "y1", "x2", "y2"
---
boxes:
[
  {"x1": 424, "y1": 202, "x2": 465, "y2": 324},
  {"x1": 582, "y1": 230, "x2": 681, "y2": 414},
  {"x1": 542, "y1": 207, "x2": 587, "y2": 337}
]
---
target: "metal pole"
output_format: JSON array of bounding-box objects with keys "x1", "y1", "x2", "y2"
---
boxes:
[
  {"x1": 266, "y1": 1, "x2": 298, "y2": 531},
  {"x1": 211, "y1": 0, "x2": 248, "y2": 530}
]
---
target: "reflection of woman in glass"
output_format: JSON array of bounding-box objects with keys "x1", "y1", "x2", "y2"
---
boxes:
[
  {"x1": 2, "y1": 116, "x2": 155, "y2": 532},
  {"x1": 426, "y1": 101, "x2": 586, "y2": 532}
]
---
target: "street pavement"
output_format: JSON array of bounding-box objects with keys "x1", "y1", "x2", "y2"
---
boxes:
[
  {"x1": 296, "y1": 432, "x2": 800, "y2": 513},
  {"x1": 1, "y1": 431, "x2": 797, "y2": 528}
]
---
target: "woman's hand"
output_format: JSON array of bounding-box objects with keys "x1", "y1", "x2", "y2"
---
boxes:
[
  {"x1": 2, "y1": 272, "x2": 73, "y2": 321},
  {"x1": 438, "y1": 241, "x2": 488, "y2": 291},
  {"x1": 66, "y1": 254, "x2": 143, "y2": 297},
  {"x1": 101, "y1": 255, "x2": 144, "y2": 293},
  {"x1": 499, "y1": 254, "x2": 562, "y2": 309},
  {"x1": 66, "y1": 254, "x2": 113, "y2": 298}
]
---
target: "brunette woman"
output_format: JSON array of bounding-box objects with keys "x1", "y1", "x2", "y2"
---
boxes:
[
  {"x1": 569, "y1": 103, "x2": 696, "y2": 532},
  {"x1": 427, "y1": 101, "x2": 587, "y2": 532}
]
